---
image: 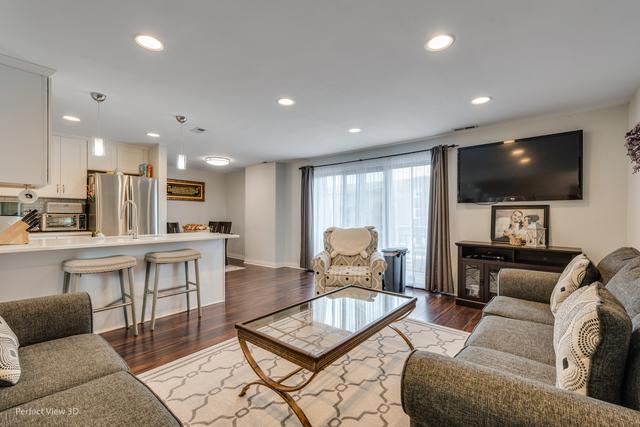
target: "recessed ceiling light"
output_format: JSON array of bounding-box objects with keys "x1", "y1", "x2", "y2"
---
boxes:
[
  {"x1": 205, "y1": 157, "x2": 230, "y2": 166},
  {"x1": 471, "y1": 96, "x2": 492, "y2": 105},
  {"x1": 425, "y1": 34, "x2": 455, "y2": 52},
  {"x1": 146, "y1": 132, "x2": 160, "y2": 138},
  {"x1": 62, "y1": 115, "x2": 81, "y2": 122},
  {"x1": 503, "y1": 139, "x2": 515, "y2": 144},
  {"x1": 348, "y1": 128, "x2": 362, "y2": 133},
  {"x1": 134, "y1": 34, "x2": 164, "y2": 51},
  {"x1": 277, "y1": 98, "x2": 295, "y2": 106}
]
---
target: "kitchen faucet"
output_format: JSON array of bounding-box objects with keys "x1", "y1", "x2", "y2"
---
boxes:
[{"x1": 121, "y1": 200, "x2": 139, "y2": 239}]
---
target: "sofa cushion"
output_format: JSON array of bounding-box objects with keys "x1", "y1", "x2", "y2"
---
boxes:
[
  {"x1": 0, "y1": 334, "x2": 127, "y2": 411},
  {"x1": 483, "y1": 296, "x2": 554, "y2": 325},
  {"x1": 327, "y1": 227, "x2": 373, "y2": 258},
  {"x1": 550, "y1": 254, "x2": 595, "y2": 315},
  {"x1": 464, "y1": 316, "x2": 555, "y2": 366},
  {"x1": 0, "y1": 315, "x2": 21, "y2": 386},
  {"x1": 606, "y1": 257, "x2": 640, "y2": 319},
  {"x1": 456, "y1": 345, "x2": 556, "y2": 385},
  {"x1": 597, "y1": 247, "x2": 640, "y2": 285},
  {"x1": 554, "y1": 283, "x2": 631, "y2": 403},
  {"x1": 0, "y1": 371, "x2": 180, "y2": 426}
]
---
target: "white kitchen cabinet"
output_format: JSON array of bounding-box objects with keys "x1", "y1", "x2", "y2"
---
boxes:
[
  {"x1": 87, "y1": 140, "x2": 117, "y2": 172},
  {"x1": 116, "y1": 144, "x2": 148, "y2": 174},
  {"x1": 36, "y1": 136, "x2": 87, "y2": 199},
  {"x1": 0, "y1": 54, "x2": 54, "y2": 187}
]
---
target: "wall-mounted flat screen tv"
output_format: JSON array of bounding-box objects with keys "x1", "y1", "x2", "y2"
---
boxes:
[{"x1": 457, "y1": 130, "x2": 583, "y2": 203}]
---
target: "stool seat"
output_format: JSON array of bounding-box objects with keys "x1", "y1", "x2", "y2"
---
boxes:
[
  {"x1": 145, "y1": 249, "x2": 201, "y2": 264},
  {"x1": 63, "y1": 255, "x2": 137, "y2": 274}
]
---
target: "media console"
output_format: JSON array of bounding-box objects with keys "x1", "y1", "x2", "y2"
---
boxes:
[{"x1": 455, "y1": 241, "x2": 582, "y2": 308}]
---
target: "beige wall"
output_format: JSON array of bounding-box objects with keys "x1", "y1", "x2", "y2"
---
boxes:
[
  {"x1": 166, "y1": 167, "x2": 227, "y2": 226},
  {"x1": 244, "y1": 163, "x2": 278, "y2": 266},
  {"x1": 225, "y1": 169, "x2": 245, "y2": 258},
  {"x1": 281, "y1": 104, "x2": 630, "y2": 286},
  {"x1": 628, "y1": 88, "x2": 640, "y2": 249}
]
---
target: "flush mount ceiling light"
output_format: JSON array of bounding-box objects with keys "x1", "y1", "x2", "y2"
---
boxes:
[
  {"x1": 62, "y1": 115, "x2": 81, "y2": 122},
  {"x1": 90, "y1": 92, "x2": 107, "y2": 157},
  {"x1": 205, "y1": 157, "x2": 230, "y2": 166},
  {"x1": 134, "y1": 34, "x2": 164, "y2": 51},
  {"x1": 503, "y1": 139, "x2": 515, "y2": 144},
  {"x1": 277, "y1": 98, "x2": 295, "y2": 106},
  {"x1": 348, "y1": 128, "x2": 362, "y2": 133},
  {"x1": 471, "y1": 96, "x2": 492, "y2": 105},
  {"x1": 146, "y1": 132, "x2": 160, "y2": 138},
  {"x1": 425, "y1": 34, "x2": 455, "y2": 52}
]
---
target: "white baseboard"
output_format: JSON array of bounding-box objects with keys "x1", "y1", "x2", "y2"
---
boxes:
[
  {"x1": 227, "y1": 252, "x2": 245, "y2": 261},
  {"x1": 243, "y1": 258, "x2": 304, "y2": 269}
]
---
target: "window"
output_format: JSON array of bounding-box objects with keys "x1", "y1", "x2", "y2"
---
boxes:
[{"x1": 313, "y1": 152, "x2": 431, "y2": 287}]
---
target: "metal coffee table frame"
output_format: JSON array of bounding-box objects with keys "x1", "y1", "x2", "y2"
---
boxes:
[{"x1": 235, "y1": 285, "x2": 417, "y2": 426}]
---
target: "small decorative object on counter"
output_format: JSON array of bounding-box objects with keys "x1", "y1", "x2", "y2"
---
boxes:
[
  {"x1": 183, "y1": 224, "x2": 209, "y2": 232},
  {"x1": 625, "y1": 122, "x2": 640, "y2": 174},
  {"x1": 0, "y1": 210, "x2": 39, "y2": 245},
  {"x1": 525, "y1": 222, "x2": 546, "y2": 247},
  {"x1": 508, "y1": 234, "x2": 525, "y2": 246}
]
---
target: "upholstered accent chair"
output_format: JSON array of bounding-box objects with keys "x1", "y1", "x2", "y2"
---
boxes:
[{"x1": 313, "y1": 226, "x2": 387, "y2": 294}]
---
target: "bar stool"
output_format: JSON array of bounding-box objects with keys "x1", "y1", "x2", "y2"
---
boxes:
[
  {"x1": 63, "y1": 255, "x2": 138, "y2": 336},
  {"x1": 141, "y1": 249, "x2": 202, "y2": 330}
]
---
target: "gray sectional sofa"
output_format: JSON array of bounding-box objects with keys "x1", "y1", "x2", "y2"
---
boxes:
[
  {"x1": 0, "y1": 293, "x2": 180, "y2": 426},
  {"x1": 402, "y1": 247, "x2": 640, "y2": 426}
]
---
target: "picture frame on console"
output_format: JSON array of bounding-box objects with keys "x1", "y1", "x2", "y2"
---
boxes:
[{"x1": 490, "y1": 205, "x2": 549, "y2": 244}]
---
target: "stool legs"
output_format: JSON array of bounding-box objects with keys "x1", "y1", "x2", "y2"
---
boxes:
[
  {"x1": 195, "y1": 258, "x2": 202, "y2": 318},
  {"x1": 127, "y1": 267, "x2": 139, "y2": 336},
  {"x1": 150, "y1": 263, "x2": 160, "y2": 331},
  {"x1": 141, "y1": 261, "x2": 151, "y2": 325},
  {"x1": 184, "y1": 261, "x2": 190, "y2": 313},
  {"x1": 118, "y1": 269, "x2": 130, "y2": 328},
  {"x1": 63, "y1": 272, "x2": 71, "y2": 293}
]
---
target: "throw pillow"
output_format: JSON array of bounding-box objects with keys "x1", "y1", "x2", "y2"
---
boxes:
[
  {"x1": 554, "y1": 283, "x2": 631, "y2": 403},
  {"x1": 550, "y1": 254, "x2": 597, "y2": 315},
  {"x1": 0, "y1": 315, "x2": 21, "y2": 386}
]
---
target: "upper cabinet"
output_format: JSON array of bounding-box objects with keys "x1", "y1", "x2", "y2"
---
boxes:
[
  {"x1": 36, "y1": 136, "x2": 87, "y2": 199},
  {"x1": 88, "y1": 141, "x2": 148, "y2": 175},
  {"x1": 0, "y1": 54, "x2": 54, "y2": 188}
]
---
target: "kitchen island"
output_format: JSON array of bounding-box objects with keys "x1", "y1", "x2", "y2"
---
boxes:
[{"x1": 0, "y1": 232, "x2": 238, "y2": 332}]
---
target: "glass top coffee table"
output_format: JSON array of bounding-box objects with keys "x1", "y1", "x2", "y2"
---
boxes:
[{"x1": 235, "y1": 285, "x2": 417, "y2": 426}]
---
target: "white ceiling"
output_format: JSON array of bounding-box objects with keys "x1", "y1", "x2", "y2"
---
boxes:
[{"x1": 1, "y1": 0, "x2": 639, "y2": 170}]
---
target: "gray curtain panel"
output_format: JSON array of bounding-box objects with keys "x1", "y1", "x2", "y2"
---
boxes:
[
  {"x1": 426, "y1": 146, "x2": 454, "y2": 293},
  {"x1": 300, "y1": 166, "x2": 315, "y2": 270}
]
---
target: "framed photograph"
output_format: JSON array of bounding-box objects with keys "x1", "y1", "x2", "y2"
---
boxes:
[
  {"x1": 167, "y1": 179, "x2": 205, "y2": 202},
  {"x1": 490, "y1": 205, "x2": 549, "y2": 243}
]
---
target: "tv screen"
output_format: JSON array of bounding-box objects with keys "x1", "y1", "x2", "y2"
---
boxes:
[{"x1": 457, "y1": 130, "x2": 583, "y2": 203}]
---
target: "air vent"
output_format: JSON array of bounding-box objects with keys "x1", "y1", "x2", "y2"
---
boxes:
[
  {"x1": 453, "y1": 125, "x2": 478, "y2": 132},
  {"x1": 190, "y1": 127, "x2": 206, "y2": 134}
]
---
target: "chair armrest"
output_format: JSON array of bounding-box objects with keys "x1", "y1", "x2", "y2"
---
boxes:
[
  {"x1": 313, "y1": 251, "x2": 331, "y2": 274},
  {"x1": 402, "y1": 351, "x2": 640, "y2": 426},
  {"x1": 369, "y1": 251, "x2": 387, "y2": 275},
  {"x1": 497, "y1": 268, "x2": 560, "y2": 304},
  {"x1": 0, "y1": 293, "x2": 93, "y2": 347}
]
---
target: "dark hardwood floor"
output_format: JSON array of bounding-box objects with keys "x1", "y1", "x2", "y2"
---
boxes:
[{"x1": 101, "y1": 261, "x2": 481, "y2": 374}]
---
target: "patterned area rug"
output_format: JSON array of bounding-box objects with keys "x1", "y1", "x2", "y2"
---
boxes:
[{"x1": 139, "y1": 319, "x2": 468, "y2": 426}]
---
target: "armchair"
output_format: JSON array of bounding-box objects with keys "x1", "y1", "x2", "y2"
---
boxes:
[{"x1": 313, "y1": 226, "x2": 387, "y2": 294}]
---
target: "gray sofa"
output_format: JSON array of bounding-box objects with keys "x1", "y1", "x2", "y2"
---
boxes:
[
  {"x1": 402, "y1": 247, "x2": 640, "y2": 426},
  {"x1": 0, "y1": 293, "x2": 180, "y2": 426}
]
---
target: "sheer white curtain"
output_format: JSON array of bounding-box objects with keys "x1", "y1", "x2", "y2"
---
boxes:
[{"x1": 313, "y1": 151, "x2": 431, "y2": 287}]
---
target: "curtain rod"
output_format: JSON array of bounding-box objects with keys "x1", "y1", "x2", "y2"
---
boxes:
[{"x1": 299, "y1": 144, "x2": 458, "y2": 170}]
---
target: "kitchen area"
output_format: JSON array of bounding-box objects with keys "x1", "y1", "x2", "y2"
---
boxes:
[{"x1": 0, "y1": 53, "x2": 237, "y2": 333}]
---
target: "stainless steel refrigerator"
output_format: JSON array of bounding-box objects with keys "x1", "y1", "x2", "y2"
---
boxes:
[{"x1": 88, "y1": 173, "x2": 158, "y2": 236}]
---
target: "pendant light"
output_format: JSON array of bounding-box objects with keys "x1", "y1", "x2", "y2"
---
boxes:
[
  {"x1": 176, "y1": 115, "x2": 187, "y2": 169},
  {"x1": 91, "y1": 92, "x2": 107, "y2": 157}
]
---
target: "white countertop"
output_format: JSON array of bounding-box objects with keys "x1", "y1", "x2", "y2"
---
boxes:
[{"x1": 0, "y1": 232, "x2": 238, "y2": 254}]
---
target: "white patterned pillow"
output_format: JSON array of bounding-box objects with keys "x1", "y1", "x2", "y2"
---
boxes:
[
  {"x1": 0, "y1": 315, "x2": 21, "y2": 386},
  {"x1": 553, "y1": 283, "x2": 631, "y2": 402},
  {"x1": 550, "y1": 254, "x2": 591, "y2": 315}
]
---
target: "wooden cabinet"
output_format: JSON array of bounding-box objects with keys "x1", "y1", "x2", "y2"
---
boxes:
[
  {"x1": 88, "y1": 141, "x2": 148, "y2": 175},
  {"x1": 0, "y1": 54, "x2": 54, "y2": 187},
  {"x1": 455, "y1": 241, "x2": 582, "y2": 308},
  {"x1": 34, "y1": 136, "x2": 87, "y2": 199}
]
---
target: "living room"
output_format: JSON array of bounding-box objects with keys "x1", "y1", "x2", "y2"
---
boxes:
[{"x1": 1, "y1": 1, "x2": 640, "y2": 426}]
